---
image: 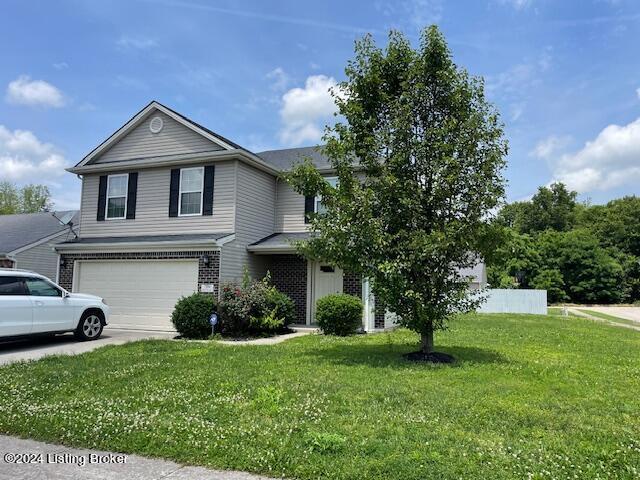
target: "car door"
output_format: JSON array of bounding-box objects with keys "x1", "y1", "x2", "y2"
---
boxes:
[
  {"x1": 24, "y1": 277, "x2": 76, "y2": 333},
  {"x1": 0, "y1": 276, "x2": 33, "y2": 336}
]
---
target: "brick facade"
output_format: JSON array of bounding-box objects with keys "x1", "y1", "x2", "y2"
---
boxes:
[
  {"x1": 58, "y1": 250, "x2": 220, "y2": 295},
  {"x1": 342, "y1": 272, "x2": 362, "y2": 298},
  {"x1": 269, "y1": 254, "x2": 307, "y2": 324}
]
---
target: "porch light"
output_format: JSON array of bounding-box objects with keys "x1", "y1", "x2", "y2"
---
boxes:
[{"x1": 201, "y1": 254, "x2": 210, "y2": 267}]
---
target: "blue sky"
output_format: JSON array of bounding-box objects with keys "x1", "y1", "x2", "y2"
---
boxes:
[{"x1": 1, "y1": 0, "x2": 639, "y2": 210}]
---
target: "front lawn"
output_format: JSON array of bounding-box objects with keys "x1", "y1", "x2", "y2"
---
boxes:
[{"x1": 1, "y1": 314, "x2": 639, "y2": 479}]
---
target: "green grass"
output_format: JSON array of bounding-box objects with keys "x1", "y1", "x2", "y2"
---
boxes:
[
  {"x1": 580, "y1": 309, "x2": 640, "y2": 328},
  {"x1": 1, "y1": 314, "x2": 639, "y2": 479},
  {"x1": 547, "y1": 307, "x2": 564, "y2": 315}
]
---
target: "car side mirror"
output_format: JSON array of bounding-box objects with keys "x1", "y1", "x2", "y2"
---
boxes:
[{"x1": 62, "y1": 290, "x2": 70, "y2": 298}]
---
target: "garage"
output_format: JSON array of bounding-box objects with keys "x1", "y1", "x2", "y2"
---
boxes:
[{"x1": 74, "y1": 260, "x2": 199, "y2": 331}]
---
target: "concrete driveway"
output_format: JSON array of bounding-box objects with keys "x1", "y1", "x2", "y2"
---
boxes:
[
  {"x1": 586, "y1": 306, "x2": 640, "y2": 324},
  {"x1": 0, "y1": 328, "x2": 175, "y2": 365}
]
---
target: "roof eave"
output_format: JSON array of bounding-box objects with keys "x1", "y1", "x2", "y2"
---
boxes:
[
  {"x1": 55, "y1": 234, "x2": 235, "y2": 253},
  {"x1": 247, "y1": 245, "x2": 298, "y2": 255},
  {"x1": 67, "y1": 150, "x2": 281, "y2": 176}
]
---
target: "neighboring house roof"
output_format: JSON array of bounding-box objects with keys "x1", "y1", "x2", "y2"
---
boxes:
[
  {"x1": 257, "y1": 146, "x2": 331, "y2": 171},
  {"x1": 0, "y1": 211, "x2": 79, "y2": 255}
]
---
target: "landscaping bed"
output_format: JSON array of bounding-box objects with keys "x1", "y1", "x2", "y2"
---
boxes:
[{"x1": 1, "y1": 313, "x2": 639, "y2": 479}]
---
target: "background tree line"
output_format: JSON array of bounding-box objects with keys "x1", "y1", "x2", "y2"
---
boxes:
[
  {"x1": 488, "y1": 182, "x2": 639, "y2": 304},
  {"x1": 0, "y1": 181, "x2": 53, "y2": 214}
]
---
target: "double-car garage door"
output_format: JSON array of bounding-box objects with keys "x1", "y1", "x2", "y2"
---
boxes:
[{"x1": 74, "y1": 260, "x2": 198, "y2": 331}]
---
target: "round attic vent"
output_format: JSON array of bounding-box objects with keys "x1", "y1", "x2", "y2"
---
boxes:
[{"x1": 149, "y1": 116, "x2": 164, "y2": 134}]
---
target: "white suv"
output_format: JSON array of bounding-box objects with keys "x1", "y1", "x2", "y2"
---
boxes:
[{"x1": 0, "y1": 269, "x2": 109, "y2": 341}]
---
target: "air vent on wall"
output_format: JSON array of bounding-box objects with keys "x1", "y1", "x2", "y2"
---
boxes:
[{"x1": 149, "y1": 116, "x2": 164, "y2": 134}]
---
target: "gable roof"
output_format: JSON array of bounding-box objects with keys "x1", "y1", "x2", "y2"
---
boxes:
[
  {"x1": 0, "y1": 211, "x2": 79, "y2": 255},
  {"x1": 69, "y1": 100, "x2": 335, "y2": 175},
  {"x1": 74, "y1": 101, "x2": 252, "y2": 168},
  {"x1": 256, "y1": 145, "x2": 331, "y2": 171}
]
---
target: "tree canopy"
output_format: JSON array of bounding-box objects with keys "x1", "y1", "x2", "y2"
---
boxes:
[
  {"x1": 0, "y1": 182, "x2": 53, "y2": 214},
  {"x1": 287, "y1": 26, "x2": 507, "y2": 355},
  {"x1": 490, "y1": 185, "x2": 639, "y2": 304}
]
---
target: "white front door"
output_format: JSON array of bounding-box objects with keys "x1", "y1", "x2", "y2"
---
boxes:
[{"x1": 311, "y1": 262, "x2": 343, "y2": 323}]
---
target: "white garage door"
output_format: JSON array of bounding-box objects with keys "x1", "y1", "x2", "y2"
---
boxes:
[{"x1": 75, "y1": 260, "x2": 199, "y2": 331}]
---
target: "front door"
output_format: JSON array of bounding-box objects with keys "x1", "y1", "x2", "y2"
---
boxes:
[{"x1": 311, "y1": 263, "x2": 343, "y2": 323}]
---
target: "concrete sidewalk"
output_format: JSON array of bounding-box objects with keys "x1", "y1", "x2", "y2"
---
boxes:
[{"x1": 0, "y1": 435, "x2": 272, "y2": 480}]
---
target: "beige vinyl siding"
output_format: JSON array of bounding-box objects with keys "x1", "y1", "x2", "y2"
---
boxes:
[
  {"x1": 79, "y1": 161, "x2": 236, "y2": 238},
  {"x1": 220, "y1": 163, "x2": 276, "y2": 283},
  {"x1": 275, "y1": 179, "x2": 309, "y2": 233},
  {"x1": 14, "y1": 231, "x2": 72, "y2": 281},
  {"x1": 94, "y1": 111, "x2": 223, "y2": 164}
]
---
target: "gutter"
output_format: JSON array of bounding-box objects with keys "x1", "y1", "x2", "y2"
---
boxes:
[
  {"x1": 67, "y1": 150, "x2": 281, "y2": 176},
  {"x1": 55, "y1": 234, "x2": 235, "y2": 254}
]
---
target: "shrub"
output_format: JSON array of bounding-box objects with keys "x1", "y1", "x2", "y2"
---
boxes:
[
  {"x1": 171, "y1": 293, "x2": 217, "y2": 339},
  {"x1": 218, "y1": 275, "x2": 295, "y2": 335},
  {"x1": 316, "y1": 293, "x2": 363, "y2": 336}
]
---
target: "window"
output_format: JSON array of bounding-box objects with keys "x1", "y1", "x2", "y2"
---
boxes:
[
  {"x1": 0, "y1": 276, "x2": 26, "y2": 295},
  {"x1": 106, "y1": 174, "x2": 128, "y2": 219},
  {"x1": 179, "y1": 167, "x2": 204, "y2": 216},
  {"x1": 315, "y1": 177, "x2": 338, "y2": 214},
  {"x1": 24, "y1": 277, "x2": 62, "y2": 297}
]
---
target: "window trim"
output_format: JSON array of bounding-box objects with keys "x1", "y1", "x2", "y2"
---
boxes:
[
  {"x1": 178, "y1": 166, "x2": 204, "y2": 217},
  {"x1": 314, "y1": 176, "x2": 338, "y2": 214},
  {"x1": 105, "y1": 173, "x2": 129, "y2": 220}
]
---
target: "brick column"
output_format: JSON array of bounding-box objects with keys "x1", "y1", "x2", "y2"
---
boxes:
[{"x1": 270, "y1": 255, "x2": 308, "y2": 324}]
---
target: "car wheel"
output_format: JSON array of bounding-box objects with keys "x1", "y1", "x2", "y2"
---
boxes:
[{"x1": 75, "y1": 311, "x2": 104, "y2": 341}]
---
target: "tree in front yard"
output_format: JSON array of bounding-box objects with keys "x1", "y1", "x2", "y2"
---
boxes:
[{"x1": 286, "y1": 26, "x2": 507, "y2": 359}]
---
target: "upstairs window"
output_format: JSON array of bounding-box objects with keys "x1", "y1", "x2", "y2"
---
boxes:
[
  {"x1": 179, "y1": 167, "x2": 204, "y2": 216},
  {"x1": 315, "y1": 177, "x2": 338, "y2": 214},
  {"x1": 106, "y1": 174, "x2": 128, "y2": 219}
]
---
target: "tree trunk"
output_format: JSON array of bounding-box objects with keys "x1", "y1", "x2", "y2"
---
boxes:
[{"x1": 421, "y1": 329, "x2": 434, "y2": 354}]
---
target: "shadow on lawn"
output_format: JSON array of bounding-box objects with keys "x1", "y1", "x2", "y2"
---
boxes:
[{"x1": 304, "y1": 343, "x2": 507, "y2": 368}]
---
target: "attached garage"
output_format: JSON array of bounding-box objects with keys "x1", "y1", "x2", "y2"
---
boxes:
[{"x1": 74, "y1": 259, "x2": 199, "y2": 330}]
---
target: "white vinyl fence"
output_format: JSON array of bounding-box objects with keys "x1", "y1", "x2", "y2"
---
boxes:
[{"x1": 477, "y1": 289, "x2": 547, "y2": 315}]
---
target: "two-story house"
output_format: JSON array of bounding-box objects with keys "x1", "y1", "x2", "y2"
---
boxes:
[{"x1": 55, "y1": 101, "x2": 486, "y2": 332}]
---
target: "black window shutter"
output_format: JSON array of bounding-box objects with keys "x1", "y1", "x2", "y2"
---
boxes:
[
  {"x1": 126, "y1": 172, "x2": 138, "y2": 219},
  {"x1": 97, "y1": 175, "x2": 107, "y2": 221},
  {"x1": 202, "y1": 165, "x2": 215, "y2": 216},
  {"x1": 304, "y1": 195, "x2": 315, "y2": 224},
  {"x1": 169, "y1": 169, "x2": 180, "y2": 217}
]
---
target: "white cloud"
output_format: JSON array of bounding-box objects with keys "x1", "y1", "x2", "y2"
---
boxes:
[
  {"x1": 278, "y1": 75, "x2": 340, "y2": 146},
  {"x1": 375, "y1": 0, "x2": 442, "y2": 30},
  {"x1": 498, "y1": 0, "x2": 532, "y2": 9},
  {"x1": 0, "y1": 126, "x2": 67, "y2": 181},
  {"x1": 5, "y1": 75, "x2": 65, "y2": 108},
  {"x1": 550, "y1": 118, "x2": 640, "y2": 192},
  {"x1": 531, "y1": 135, "x2": 572, "y2": 160},
  {"x1": 53, "y1": 62, "x2": 68, "y2": 70},
  {"x1": 636, "y1": 87, "x2": 640, "y2": 99},
  {"x1": 116, "y1": 35, "x2": 158, "y2": 50},
  {"x1": 266, "y1": 67, "x2": 289, "y2": 91}
]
